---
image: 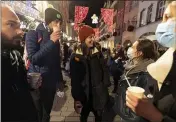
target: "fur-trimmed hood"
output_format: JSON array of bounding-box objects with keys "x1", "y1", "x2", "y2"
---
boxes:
[{"x1": 74, "y1": 42, "x2": 101, "y2": 56}]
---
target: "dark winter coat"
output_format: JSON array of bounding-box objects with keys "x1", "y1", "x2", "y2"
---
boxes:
[
  {"x1": 70, "y1": 44, "x2": 110, "y2": 111},
  {"x1": 153, "y1": 51, "x2": 176, "y2": 121},
  {"x1": 25, "y1": 23, "x2": 62, "y2": 89},
  {"x1": 1, "y1": 49, "x2": 38, "y2": 122},
  {"x1": 63, "y1": 44, "x2": 69, "y2": 60},
  {"x1": 115, "y1": 59, "x2": 159, "y2": 122}
]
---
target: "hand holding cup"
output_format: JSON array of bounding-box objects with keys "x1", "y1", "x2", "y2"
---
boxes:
[
  {"x1": 50, "y1": 24, "x2": 61, "y2": 43},
  {"x1": 126, "y1": 88, "x2": 163, "y2": 122},
  {"x1": 27, "y1": 73, "x2": 42, "y2": 89}
]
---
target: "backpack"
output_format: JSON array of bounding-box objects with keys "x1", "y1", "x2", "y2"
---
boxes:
[{"x1": 24, "y1": 30, "x2": 43, "y2": 70}]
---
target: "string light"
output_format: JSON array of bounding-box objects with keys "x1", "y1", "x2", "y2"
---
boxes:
[{"x1": 2, "y1": 1, "x2": 40, "y2": 20}]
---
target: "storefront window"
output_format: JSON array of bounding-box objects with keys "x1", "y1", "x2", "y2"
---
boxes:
[
  {"x1": 156, "y1": 0, "x2": 165, "y2": 20},
  {"x1": 139, "y1": 9, "x2": 145, "y2": 27},
  {"x1": 146, "y1": 4, "x2": 153, "y2": 24}
]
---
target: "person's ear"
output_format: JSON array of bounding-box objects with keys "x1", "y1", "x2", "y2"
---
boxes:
[{"x1": 137, "y1": 51, "x2": 143, "y2": 57}]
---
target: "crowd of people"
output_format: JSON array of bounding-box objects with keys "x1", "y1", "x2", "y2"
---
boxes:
[{"x1": 1, "y1": 1, "x2": 176, "y2": 122}]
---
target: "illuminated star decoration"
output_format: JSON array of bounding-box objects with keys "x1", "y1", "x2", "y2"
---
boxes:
[{"x1": 91, "y1": 14, "x2": 98, "y2": 24}]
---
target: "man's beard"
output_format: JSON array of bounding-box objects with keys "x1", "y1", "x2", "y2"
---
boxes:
[{"x1": 1, "y1": 32, "x2": 22, "y2": 50}]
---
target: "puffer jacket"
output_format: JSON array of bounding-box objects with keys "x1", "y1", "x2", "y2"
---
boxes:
[
  {"x1": 70, "y1": 43, "x2": 110, "y2": 111},
  {"x1": 25, "y1": 23, "x2": 62, "y2": 88},
  {"x1": 114, "y1": 59, "x2": 159, "y2": 122}
]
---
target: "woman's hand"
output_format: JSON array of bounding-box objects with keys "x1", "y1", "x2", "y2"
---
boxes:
[{"x1": 126, "y1": 91, "x2": 163, "y2": 122}]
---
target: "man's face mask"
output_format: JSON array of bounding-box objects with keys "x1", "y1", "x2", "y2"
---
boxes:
[{"x1": 127, "y1": 47, "x2": 136, "y2": 59}]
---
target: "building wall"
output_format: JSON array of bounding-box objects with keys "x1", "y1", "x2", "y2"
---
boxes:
[
  {"x1": 122, "y1": 1, "x2": 139, "y2": 43},
  {"x1": 136, "y1": 1, "x2": 158, "y2": 27},
  {"x1": 135, "y1": 21, "x2": 161, "y2": 39},
  {"x1": 135, "y1": 1, "x2": 163, "y2": 39},
  {"x1": 115, "y1": 0, "x2": 125, "y2": 44},
  {"x1": 123, "y1": 1, "x2": 139, "y2": 30}
]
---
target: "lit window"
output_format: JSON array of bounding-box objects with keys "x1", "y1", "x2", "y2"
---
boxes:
[
  {"x1": 156, "y1": 0, "x2": 165, "y2": 20},
  {"x1": 146, "y1": 4, "x2": 153, "y2": 24},
  {"x1": 132, "y1": 16, "x2": 137, "y2": 28},
  {"x1": 139, "y1": 9, "x2": 145, "y2": 27}
]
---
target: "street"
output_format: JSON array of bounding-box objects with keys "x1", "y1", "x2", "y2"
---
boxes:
[{"x1": 50, "y1": 72, "x2": 121, "y2": 122}]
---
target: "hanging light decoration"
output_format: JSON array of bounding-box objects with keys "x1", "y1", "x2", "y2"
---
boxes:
[
  {"x1": 101, "y1": 8, "x2": 114, "y2": 32},
  {"x1": 74, "y1": 6, "x2": 89, "y2": 30}
]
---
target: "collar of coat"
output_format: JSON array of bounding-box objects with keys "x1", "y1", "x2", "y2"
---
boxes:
[{"x1": 75, "y1": 46, "x2": 99, "y2": 55}]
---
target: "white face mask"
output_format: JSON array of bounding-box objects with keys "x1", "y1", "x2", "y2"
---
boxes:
[{"x1": 127, "y1": 47, "x2": 136, "y2": 59}]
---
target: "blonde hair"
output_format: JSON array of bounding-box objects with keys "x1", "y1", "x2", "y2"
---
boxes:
[
  {"x1": 164, "y1": 2, "x2": 176, "y2": 21},
  {"x1": 170, "y1": 1, "x2": 176, "y2": 18}
]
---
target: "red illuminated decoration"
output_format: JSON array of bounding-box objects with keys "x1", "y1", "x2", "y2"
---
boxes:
[
  {"x1": 93, "y1": 28, "x2": 100, "y2": 38},
  {"x1": 101, "y1": 8, "x2": 114, "y2": 32},
  {"x1": 74, "y1": 6, "x2": 89, "y2": 30}
]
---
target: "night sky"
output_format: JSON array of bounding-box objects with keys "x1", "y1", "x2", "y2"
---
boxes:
[{"x1": 69, "y1": 0, "x2": 106, "y2": 28}]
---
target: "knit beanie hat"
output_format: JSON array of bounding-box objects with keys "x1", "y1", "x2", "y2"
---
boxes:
[
  {"x1": 45, "y1": 8, "x2": 63, "y2": 25},
  {"x1": 78, "y1": 25, "x2": 95, "y2": 42}
]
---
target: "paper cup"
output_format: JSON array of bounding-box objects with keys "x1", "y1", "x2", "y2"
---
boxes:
[
  {"x1": 127, "y1": 86, "x2": 145, "y2": 99},
  {"x1": 28, "y1": 73, "x2": 41, "y2": 89}
]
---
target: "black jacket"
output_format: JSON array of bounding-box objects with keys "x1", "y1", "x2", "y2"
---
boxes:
[
  {"x1": 154, "y1": 51, "x2": 176, "y2": 121},
  {"x1": 115, "y1": 59, "x2": 159, "y2": 122},
  {"x1": 70, "y1": 44, "x2": 110, "y2": 111},
  {"x1": 1, "y1": 49, "x2": 38, "y2": 122}
]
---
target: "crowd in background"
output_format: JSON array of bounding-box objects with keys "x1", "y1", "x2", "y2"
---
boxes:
[{"x1": 1, "y1": 1, "x2": 176, "y2": 122}]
